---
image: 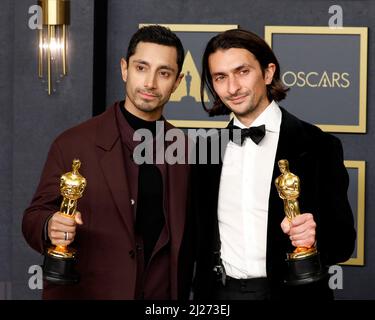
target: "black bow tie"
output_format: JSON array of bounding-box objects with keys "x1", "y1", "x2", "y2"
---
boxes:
[{"x1": 229, "y1": 124, "x2": 266, "y2": 146}]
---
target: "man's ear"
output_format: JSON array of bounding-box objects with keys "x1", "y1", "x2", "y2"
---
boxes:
[
  {"x1": 120, "y1": 58, "x2": 128, "y2": 82},
  {"x1": 265, "y1": 63, "x2": 276, "y2": 85},
  {"x1": 172, "y1": 73, "x2": 184, "y2": 93}
]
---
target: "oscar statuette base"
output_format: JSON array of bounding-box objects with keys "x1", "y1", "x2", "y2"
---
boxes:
[
  {"x1": 43, "y1": 253, "x2": 80, "y2": 285},
  {"x1": 284, "y1": 251, "x2": 328, "y2": 286}
]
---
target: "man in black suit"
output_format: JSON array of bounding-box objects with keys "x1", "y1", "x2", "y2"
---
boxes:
[{"x1": 191, "y1": 29, "x2": 356, "y2": 300}]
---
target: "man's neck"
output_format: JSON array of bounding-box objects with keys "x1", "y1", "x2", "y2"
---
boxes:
[
  {"x1": 120, "y1": 101, "x2": 161, "y2": 136},
  {"x1": 236, "y1": 98, "x2": 271, "y2": 127},
  {"x1": 124, "y1": 98, "x2": 162, "y2": 122}
]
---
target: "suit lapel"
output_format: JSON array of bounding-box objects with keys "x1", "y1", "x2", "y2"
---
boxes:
[
  {"x1": 165, "y1": 121, "x2": 188, "y2": 249},
  {"x1": 206, "y1": 123, "x2": 232, "y2": 252},
  {"x1": 271, "y1": 107, "x2": 310, "y2": 189},
  {"x1": 163, "y1": 121, "x2": 191, "y2": 298},
  {"x1": 266, "y1": 107, "x2": 312, "y2": 274},
  {"x1": 167, "y1": 162, "x2": 187, "y2": 296},
  {"x1": 95, "y1": 105, "x2": 135, "y2": 245},
  {"x1": 209, "y1": 123, "x2": 232, "y2": 211}
]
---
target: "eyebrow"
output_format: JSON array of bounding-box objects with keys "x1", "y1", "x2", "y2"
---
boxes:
[
  {"x1": 132, "y1": 59, "x2": 176, "y2": 72},
  {"x1": 211, "y1": 63, "x2": 251, "y2": 77}
]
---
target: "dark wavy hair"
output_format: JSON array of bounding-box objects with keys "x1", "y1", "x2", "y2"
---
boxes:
[
  {"x1": 200, "y1": 29, "x2": 289, "y2": 116},
  {"x1": 126, "y1": 25, "x2": 185, "y2": 76}
]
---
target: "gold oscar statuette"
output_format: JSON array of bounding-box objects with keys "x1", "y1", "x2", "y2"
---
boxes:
[
  {"x1": 43, "y1": 159, "x2": 87, "y2": 284},
  {"x1": 275, "y1": 159, "x2": 327, "y2": 285}
]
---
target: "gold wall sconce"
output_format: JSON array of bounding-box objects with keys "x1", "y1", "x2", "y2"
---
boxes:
[{"x1": 38, "y1": 0, "x2": 70, "y2": 95}]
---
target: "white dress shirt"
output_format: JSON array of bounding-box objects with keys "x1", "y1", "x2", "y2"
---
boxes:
[{"x1": 218, "y1": 100, "x2": 282, "y2": 279}]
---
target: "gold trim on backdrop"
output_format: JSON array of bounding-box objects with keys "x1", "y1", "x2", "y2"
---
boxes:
[
  {"x1": 139, "y1": 24, "x2": 238, "y2": 32},
  {"x1": 264, "y1": 26, "x2": 368, "y2": 133},
  {"x1": 341, "y1": 160, "x2": 366, "y2": 266},
  {"x1": 168, "y1": 120, "x2": 229, "y2": 128},
  {"x1": 139, "y1": 24, "x2": 238, "y2": 128}
]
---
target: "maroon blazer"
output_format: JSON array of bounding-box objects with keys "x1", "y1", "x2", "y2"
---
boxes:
[{"x1": 22, "y1": 103, "x2": 192, "y2": 299}]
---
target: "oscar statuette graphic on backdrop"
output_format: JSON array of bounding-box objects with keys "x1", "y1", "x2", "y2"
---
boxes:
[
  {"x1": 43, "y1": 159, "x2": 87, "y2": 284},
  {"x1": 275, "y1": 159, "x2": 327, "y2": 285}
]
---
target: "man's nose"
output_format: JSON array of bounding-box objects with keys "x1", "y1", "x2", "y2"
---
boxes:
[
  {"x1": 227, "y1": 76, "x2": 240, "y2": 95},
  {"x1": 144, "y1": 72, "x2": 157, "y2": 89}
]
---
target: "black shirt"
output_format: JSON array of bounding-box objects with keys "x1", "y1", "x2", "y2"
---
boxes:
[{"x1": 120, "y1": 102, "x2": 165, "y2": 266}]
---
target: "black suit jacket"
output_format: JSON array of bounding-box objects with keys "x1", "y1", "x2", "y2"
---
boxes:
[{"x1": 191, "y1": 107, "x2": 356, "y2": 300}]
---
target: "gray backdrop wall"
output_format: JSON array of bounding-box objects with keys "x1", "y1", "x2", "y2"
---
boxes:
[
  {"x1": 0, "y1": 0, "x2": 14, "y2": 300},
  {"x1": 1, "y1": 0, "x2": 95, "y2": 299},
  {"x1": 1, "y1": 0, "x2": 374, "y2": 299}
]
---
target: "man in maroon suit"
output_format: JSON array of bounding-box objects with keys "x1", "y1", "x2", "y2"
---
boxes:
[{"x1": 22, "y1": 25, "x2": 193, "y2": 299}]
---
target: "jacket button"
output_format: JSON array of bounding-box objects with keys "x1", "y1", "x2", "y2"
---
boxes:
[{"x1": 130, "y1": 199, "x2": 135, "y2": 206}]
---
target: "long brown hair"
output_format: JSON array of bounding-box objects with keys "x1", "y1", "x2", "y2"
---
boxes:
[{"x1": 201, "y1": 29, "x2": 289, "y2": 116}]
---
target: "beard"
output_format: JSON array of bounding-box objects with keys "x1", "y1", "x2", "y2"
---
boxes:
[
  {"x1": 226, "y1": 91, "x2": 256, "y2": 113},
  {"x1": 131, "y1": 88, "x2": 164, "y2": 112}
]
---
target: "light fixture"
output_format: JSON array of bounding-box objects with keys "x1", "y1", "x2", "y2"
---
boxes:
[{"x1": 38, "y1": 0, "x2": 70, "y2": 95}]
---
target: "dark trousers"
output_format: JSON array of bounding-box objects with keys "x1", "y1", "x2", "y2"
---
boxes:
[{"x1": 213, "y1": 276, "x2": 271, "y2": 300}]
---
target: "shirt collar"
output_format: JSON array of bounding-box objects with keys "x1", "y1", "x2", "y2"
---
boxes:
[{"x1": 233, "y1": 100, "x2": 281, "y2": 133}]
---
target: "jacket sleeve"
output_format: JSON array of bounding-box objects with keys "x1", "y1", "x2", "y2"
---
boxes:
[
  {"x1": 316, "y1": 134, "x2": 356, "y2": 265},
  {"x1": 22, "y1": 139, "x2": 66, "y2": 254}
]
